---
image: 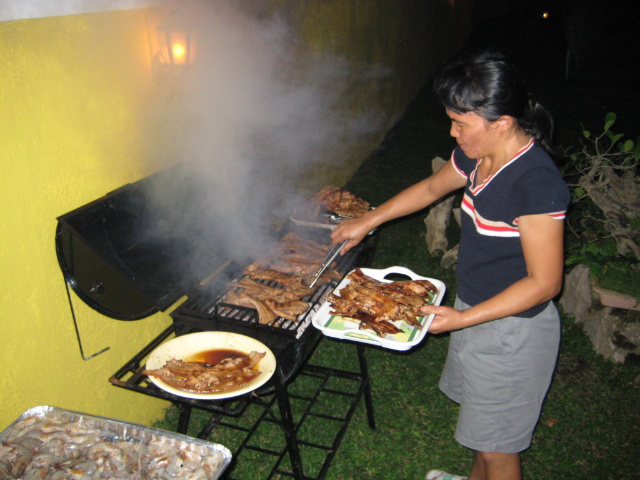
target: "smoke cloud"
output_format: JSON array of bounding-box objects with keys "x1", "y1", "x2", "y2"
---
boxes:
[{"x1": 142, "y1": 0, "x2": 389, "y2": 271}]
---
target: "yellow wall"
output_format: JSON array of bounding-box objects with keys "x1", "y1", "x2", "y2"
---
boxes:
[
  {"x1": 0, "y1": 9, "x2": 173, "y2": 429},
  {"x1": 0, "y1": 1, "x2": 471, "y2": 431}
]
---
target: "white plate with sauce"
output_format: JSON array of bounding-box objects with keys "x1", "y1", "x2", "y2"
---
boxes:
[{"x1": 145, "y1": 331, "x2": 276, "y2": 400}]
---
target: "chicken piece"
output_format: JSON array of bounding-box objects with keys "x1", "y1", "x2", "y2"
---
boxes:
[
  {"x1": 327, "y1": 268, "x2": 438, "y2": 335},
  {"x1": 143, "y1": 352, "x2": 266, "y2": 394},
  {"x1": 243, "y1": 268, "x2": 305, "y2": 288},
  {"x1": 222, "y1": 290, "x2": 277, "y2": 324},
  {"x1": 228, "y1": 277, "x2": 312, "y2": 302},
  {"x1": 264, "y1": 299, "x2": 309, "y2": 322},
  {"x1": 311, "y1": 186, "x2": 370, "y2": 218}
]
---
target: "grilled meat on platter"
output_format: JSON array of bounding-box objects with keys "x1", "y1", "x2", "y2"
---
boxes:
[
  {"x1": 327, "y1": 268, "x2": 438, "y2": 336},
  {"x1": 143, "y1": 352, "x2": 266, "y2": 394}
]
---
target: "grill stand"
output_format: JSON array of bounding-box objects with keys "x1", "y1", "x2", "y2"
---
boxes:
[
  {"x1": 110, "y1": 323, "x2": 376, "y2": 480},
  {"x1": 63, "y1": 280, "x2": 111, "y2": 361}
]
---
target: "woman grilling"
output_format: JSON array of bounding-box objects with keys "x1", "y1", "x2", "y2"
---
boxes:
[{"x1": 330, "y1": 49, "x2": 570, "y2": 480}]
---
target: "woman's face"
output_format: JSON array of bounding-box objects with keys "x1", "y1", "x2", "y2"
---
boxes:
[{"x1": 446, "y1": 109, "x2": 500, "y2": 160}]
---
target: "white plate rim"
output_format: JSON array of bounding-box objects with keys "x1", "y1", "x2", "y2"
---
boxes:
[{"x1": 145, "y1": 331, "x2": 276, "y2": 400}]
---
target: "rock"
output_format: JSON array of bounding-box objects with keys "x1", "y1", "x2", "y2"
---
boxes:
[
  {"x1": 441, "y1": 244, "x2": 459, "y2": 270},
  {"x1": 559, "y1": 264, "x2": 592, "y2": 322},
  {"x1": 452, "y1": 207, "x2": 461, "y2": 227},
  {"x1": 424, "y1": 157, "x2": 454, "y2": 254},
  {"x1": 560, "y1": 264, "x2": 640, "y2": 363},
  {"x1": 580, "y1": 307, "x2": 640, "y2": 364},
  {"x1": 425, "y1": 199, "x2": 454, "y2": 254}
]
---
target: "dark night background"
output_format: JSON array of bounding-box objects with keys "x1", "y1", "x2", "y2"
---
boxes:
[{"x1": 460, "y1": 0, "x2": 640, "y2": 150}]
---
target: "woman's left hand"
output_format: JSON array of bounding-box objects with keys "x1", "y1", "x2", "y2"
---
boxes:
[{"x1": 419, "y1": 304, "x2": 464, "y2": 334}]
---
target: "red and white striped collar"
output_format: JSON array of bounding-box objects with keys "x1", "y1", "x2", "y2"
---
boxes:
[{"x1": 470, "y1": 138, "x2": 535, "y2": 194}]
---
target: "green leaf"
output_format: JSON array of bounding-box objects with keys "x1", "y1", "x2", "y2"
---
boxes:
[
  {"x1": 583, "y1": 130, "x2": 591, "y2": 139},
  {"x1": 622, "y1": 139, "x2": 634, "y2": 152},
  {"x1": 609, "y1": 133, "x2": 624, "y2": 145},
  {"x1": 604, "y1": 111, "x2": 617, "y2": 130}
]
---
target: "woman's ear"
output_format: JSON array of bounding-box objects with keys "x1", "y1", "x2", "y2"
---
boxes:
[{"x1": 497, "y1": 115, "x2": 516, "y2": 132}]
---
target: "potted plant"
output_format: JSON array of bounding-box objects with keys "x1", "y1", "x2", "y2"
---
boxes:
[{"x1": 563, "y1": 112, "x2": 640, "y2": 310}]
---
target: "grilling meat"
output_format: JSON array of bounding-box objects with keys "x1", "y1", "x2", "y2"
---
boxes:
[
  {"x1": 327, "y1": 268, "x2": 438, "y2": 337},
  {"x1": 223, "y1": 279, "x2": 313, "y2": 323},
  {"x1": 292, "y1": 186, "x2": 371, "y2": 222},
  {"x1": 222, "y1": 290, "x2": 277, "y2": 325},
  {"x1": 222, "y1": 232, "x2": 344, "y2": 324},
  {"x1": 241, "y1": 267, "x2": 305, "y2": 288},
  {"x1": 279, "y1": 232, "x2": 331, "y2": 256},
  {"x1": 264, "y1": 299, "x2": 310, "y2": 322},
  {"x1": 311, "y1": 186, "x2": 370, "y2": 218},
  {"x1": 143, "y1": 351, "x2": 266, "y2": 394},
  {"x1": 227, "y1": 277, "x2": 312, "y2": 303}
]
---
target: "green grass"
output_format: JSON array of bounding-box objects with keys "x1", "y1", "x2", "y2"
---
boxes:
[{"x1": 153, "y1": 86, "x2": 640, "y2": 479}]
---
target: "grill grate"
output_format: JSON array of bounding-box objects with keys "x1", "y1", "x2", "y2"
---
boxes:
[{"x1": 171, "y1": 243, "x2": 370, "y2": 343}]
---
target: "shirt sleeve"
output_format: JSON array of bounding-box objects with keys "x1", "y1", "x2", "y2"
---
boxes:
[{"x1": 509, "y1": 166, "x2": 571, "y2": 220}]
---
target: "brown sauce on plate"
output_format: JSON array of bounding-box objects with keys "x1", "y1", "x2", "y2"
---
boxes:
[{"x1": 187, "y1": 349, "x2": 247, "y2": 365}]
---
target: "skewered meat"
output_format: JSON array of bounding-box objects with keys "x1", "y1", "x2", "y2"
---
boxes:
[
  {"x1": 327, "y1": 268, "x2": 438, "y2": 336},
  {"x1": 142, "y1": 351, "x2": 266, "y2": 394}
]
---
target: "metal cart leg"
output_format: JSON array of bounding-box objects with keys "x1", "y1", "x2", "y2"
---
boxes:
[
  {"x1": 357, "y1": 344, "x2": 377, "y2": 430},
  {"x1": 273, "y1": 363, "x2": 305, "y2": 479},
  {"x1": 174, "y1": 402, "x2": 193, "y2": 435}
]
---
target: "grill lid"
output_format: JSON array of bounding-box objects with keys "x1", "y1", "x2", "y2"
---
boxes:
[{"x1": 55, "y1": 165, "x2": 229, "y2": 320}]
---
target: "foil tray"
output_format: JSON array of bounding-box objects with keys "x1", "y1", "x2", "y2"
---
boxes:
[{"x1": 0, "y1": 405, "x2": 232, "y2": 479}]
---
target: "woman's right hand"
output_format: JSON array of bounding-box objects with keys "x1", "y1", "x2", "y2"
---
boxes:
[{"x1": 330, "y1": 214, "x2": 376, "y2": 254}]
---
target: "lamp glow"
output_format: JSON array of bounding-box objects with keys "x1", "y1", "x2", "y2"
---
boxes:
[
  {"x1": 157, "y1": 23, "x2": 195, "y2": 66},
  {"x1": 172, "y1": 43, "x2": 186, "y2": 62},
  {"x1": 153, "y1": 12, "x2": 197, "y2": 84}
]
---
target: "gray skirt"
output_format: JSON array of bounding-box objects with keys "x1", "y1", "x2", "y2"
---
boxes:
[{"x1": 439, "y1": 297, "x2": 561, "y2": 453}]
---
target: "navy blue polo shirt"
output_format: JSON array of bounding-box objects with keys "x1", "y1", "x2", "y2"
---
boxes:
[{"x1": 451, "y1": 139, "x2": 571, "y2": 317}]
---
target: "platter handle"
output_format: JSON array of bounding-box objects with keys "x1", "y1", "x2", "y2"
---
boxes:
[{"x1": 365, "y1": 265, "x2": 422, "y2": 281}]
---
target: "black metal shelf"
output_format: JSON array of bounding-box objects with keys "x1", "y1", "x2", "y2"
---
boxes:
[{"x1": 110, "y1": 325, "x2": 376, "y2": 480}]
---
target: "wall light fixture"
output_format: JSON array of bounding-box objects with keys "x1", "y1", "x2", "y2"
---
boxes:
[{"x1": 152, "y1": 10, "x2": 196, "y2": 84}]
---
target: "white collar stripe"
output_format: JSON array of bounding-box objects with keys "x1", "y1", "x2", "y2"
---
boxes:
[{"x1": 470, "y1": 138, "x2": 535, "y2": 195}]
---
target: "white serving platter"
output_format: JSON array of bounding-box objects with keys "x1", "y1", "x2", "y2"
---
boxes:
[
  {"x1": 312, "y1": 266, "x2": 446, "y2": 351},
  {"x1": 145, "y1": 331, "x2": 276, "y2": 400}
]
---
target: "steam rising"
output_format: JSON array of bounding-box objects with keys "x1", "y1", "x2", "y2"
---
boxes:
[{"x1": 144, "y1": 1, "x2": 388, "y2": 270}]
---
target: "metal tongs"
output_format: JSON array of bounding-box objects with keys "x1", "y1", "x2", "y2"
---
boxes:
[
  {"x1": 305, "y1": 240, "x2": 349, "y2": 288},
  {"x1": 319, "y1": 211, "x2": 355, "y2": 224}
]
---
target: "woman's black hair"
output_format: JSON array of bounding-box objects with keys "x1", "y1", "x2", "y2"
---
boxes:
[{"x1": 433, "y1": 49, "x2": 555, "y2": 153}]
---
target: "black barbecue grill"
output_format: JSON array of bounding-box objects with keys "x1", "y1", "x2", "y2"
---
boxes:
[{"x1": 55, "y1": 165, "x2": 377, "y2": 480}]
